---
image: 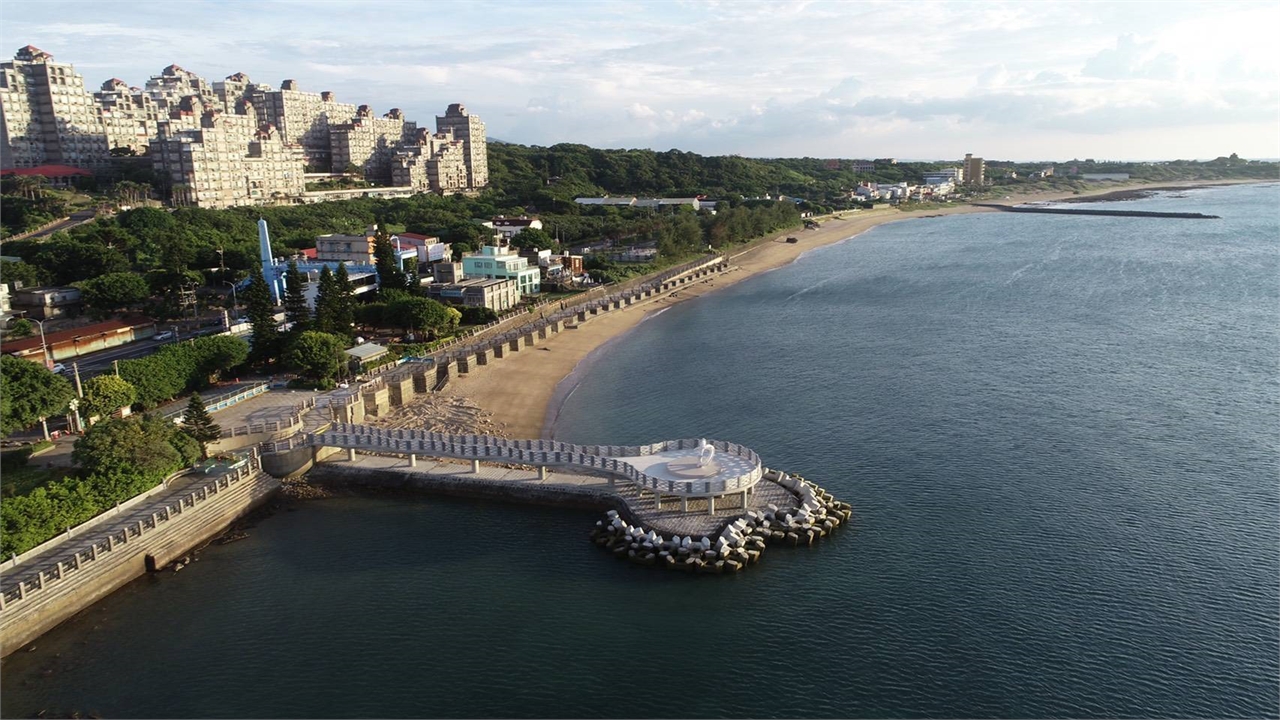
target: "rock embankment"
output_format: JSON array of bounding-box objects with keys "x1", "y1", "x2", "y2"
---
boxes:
[{"x1": 589, "y1": 471, "x2": 852, "y2": 574}]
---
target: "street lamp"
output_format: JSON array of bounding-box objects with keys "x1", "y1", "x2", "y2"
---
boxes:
[
  {"x1": 30, "y1": 317, "x2": 52, "y2": 370},
  {"x1": 222, "y1": 280, "x2": 238, "y2": 314}
]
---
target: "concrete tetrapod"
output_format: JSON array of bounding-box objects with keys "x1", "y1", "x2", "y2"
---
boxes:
[{"x1": 588, "y1": 472, "x2": 852, "y2": 574}]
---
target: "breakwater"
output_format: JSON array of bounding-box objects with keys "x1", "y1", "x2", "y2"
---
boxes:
[
  {"x1": 299, "y1": 452, "x2": 849, "y2": 575},
  {"x1": 591, "y1": 472, "x2": 852, "y2": 573},
  {"x1": 973, "y1": 203, "x2": 1220, "y2": 219}
]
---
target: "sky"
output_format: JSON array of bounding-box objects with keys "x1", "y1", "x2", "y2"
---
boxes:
[{"x1": 3, "y1": 0, "x2": 1278, "y2": 161}]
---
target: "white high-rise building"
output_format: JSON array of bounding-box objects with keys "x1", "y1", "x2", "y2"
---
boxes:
[
  {"x1": 435, "y1": 103, "x2": 488, "y2": 189},
  {"x1": 0, "y1": 45, "x2": 111, "y2": 169}
]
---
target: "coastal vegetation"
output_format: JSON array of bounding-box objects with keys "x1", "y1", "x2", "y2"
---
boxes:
[{"x1": 1, "y1": 414, "x2": 201, "y2": 556}]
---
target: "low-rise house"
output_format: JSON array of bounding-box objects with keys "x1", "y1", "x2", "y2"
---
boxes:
[
  {"x1": 345, "y1": 342, "x2": 390, "y2": 368},
  {"x1": 4, "y1": 316, "x2": 156, "y2": 363},
  {"x1": 492, "y1": 215, "x2": 542, "y2": 241},
  {"x1": 461, "y1": 245, "x2": 541, "y2": 295},
  {"x1": 575, "y1": 196, "x2": 637, "y2": 207},
  {"x1": 10, "y1": 286, "x2": 82, "y2": 320},
  {"x1": 425, "y1": 277, "x2": 519, "y2": 312}
]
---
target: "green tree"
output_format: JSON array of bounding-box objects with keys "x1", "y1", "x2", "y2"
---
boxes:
[
  {"x1": 244, "y1": 270, "x2": 278, "y2": 364},
  {"x1": 314, "y1": 265, "x2": 338, "y2": 334},
  {"x1": 510, "y1": 226, "x2": 557, "y2": 252},
  {"x1": 354, "y1": 302, "x2": 387, "y2": 329},
  {"x1": 333, "y1": 263, "x2": 356, "y2": 337},
  {"x1": 193, "y1": 335, "x2": 250, "y2": 383},
  {"x1": 387, "y1": 296, "x2": 460, "y2": 337},
  {"x1": 1, "y1": 356, "x2": 74, "y2": 437},
  {"x1": 180, "y1": 393, "x2": 222, "y2": 460},
  {"x1": 81, "y1": 375, "x2": 137, "y2": 421},
  {"x1": 285, "y1": 331, "x2": 347, "y2": 382},
  {"x1": 0, "y1": 260, "x2": 45, "y2": 288},
  {"x1": 73, "y1": 415, "x2": 199, "y2": 478},
  {"x1": 283, "y1": 260, "x2": 310, "y2": 332},
  {"x1": 8, "y1": 318, "x2": 34, "y2": 339},
  {"x1": 75, "y1": 272, "x2": 151, "y2": 317},
  {"x1": 374, "y1": 228, "x2": 409, "y2": 293}
]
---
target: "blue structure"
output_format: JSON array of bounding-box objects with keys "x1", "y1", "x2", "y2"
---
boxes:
[{"x1": 258, "y1": 218, "x2": 282, "y2": 305}]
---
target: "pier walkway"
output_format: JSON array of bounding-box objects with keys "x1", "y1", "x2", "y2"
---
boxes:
[
  {"x1": 307, "y1": 453, "x2": 798, "y2": 538},
  {"x1": 302, "y1": 423, "x2": 765, "y2": 505}
]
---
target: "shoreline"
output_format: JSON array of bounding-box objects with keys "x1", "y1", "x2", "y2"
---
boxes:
[{"x1": 441, "y1": 177, "x2": 1270, "y2": 440}]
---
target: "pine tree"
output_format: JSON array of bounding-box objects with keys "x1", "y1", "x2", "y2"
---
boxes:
[
  {"x1": 314, "y1": 265, "x2": 337, "y2": 334},
  {"x1": 373, "y1": 227, "x2": 408, "y2": 294},
  {"x1": 180, "y1": 393, "x2": 222, "y2": 460},
  {"x1": 283, "y1": 260, "x2": 310, "y2": 333},
  {"x1": 244, "y1": 270, "x2": 278, "y2": 364},
  {"x1": 333, "y1": 262, "x2": 356, "y2": 338}
]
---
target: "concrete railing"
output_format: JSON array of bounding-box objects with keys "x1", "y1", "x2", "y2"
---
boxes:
[
  {"x1": 306, "y1": 423, "x2": 763, "y2": 498},
  {"x1": 162, "y1": 382, "x2": 269, "y2": 422},
  {"x1": 216, "y1": 396, "x2": 315, "y2": 439},
  {"x1": 0, "y1": 453, "x2": 264, "y2": 611},
  {"x1": 436, "y1": 254, "x2": 727, "y2": 364}
]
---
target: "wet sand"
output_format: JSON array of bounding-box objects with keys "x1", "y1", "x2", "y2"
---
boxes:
[{"x1": 439, "y1": 178, "x2": 1266, "y2": 440}]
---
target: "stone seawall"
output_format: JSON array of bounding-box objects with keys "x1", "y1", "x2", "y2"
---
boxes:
[
  {"x1": 0, "y1": 473, "x2": 279, "y2": 656},
  {"x1": 306, "y1": 464, "x2": 630, "y2": 516}
]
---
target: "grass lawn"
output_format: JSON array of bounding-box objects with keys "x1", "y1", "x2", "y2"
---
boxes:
[{"x1": 0, "y1": 464, "x2": 74, "y2": 498}]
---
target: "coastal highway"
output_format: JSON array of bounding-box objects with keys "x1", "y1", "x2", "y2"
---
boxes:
[{"x1": 60, "y1": 326, "x2": 233, "y2": 382}]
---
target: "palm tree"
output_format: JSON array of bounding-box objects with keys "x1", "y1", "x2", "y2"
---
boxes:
[
  {"x1": 10, "y1": 175, "x2": 39, "y2": 200},
  {"x1": 27, "y1": 174, "x2": 49, "y2": 200}
]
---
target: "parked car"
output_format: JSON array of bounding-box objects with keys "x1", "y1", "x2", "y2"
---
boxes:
[
  {"x1": 155, "y1": 331, "x2": 174, "y2": 341},
  {"x1": 51, "y1": 363, "x2": 67, "y2": 374}
]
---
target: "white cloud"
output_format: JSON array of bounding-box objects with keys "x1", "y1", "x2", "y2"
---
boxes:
[{"x1": 2, "y1": 0, "x2": 1277, "y2": 159}]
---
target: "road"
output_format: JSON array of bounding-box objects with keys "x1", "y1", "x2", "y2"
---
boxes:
[
  {"x1": 65, "y1": 325, "x2": 237, "y2": 382},
  {"x1": 22, "y1": 210, "x2": 98, "y2": 239}
]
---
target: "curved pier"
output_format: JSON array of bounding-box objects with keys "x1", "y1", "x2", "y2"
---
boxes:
[{"x1": 305, "y1": 423, "x2": 763, "y2": 503}]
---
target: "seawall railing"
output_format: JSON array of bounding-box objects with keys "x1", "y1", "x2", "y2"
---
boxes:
[{"x1": 162, "y1": 382, "x2": 270, "y2": 422}]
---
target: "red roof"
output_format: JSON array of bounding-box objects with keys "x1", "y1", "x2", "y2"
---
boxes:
[
  {"x1": 3, "y1": 316, "x2": 155, "y2": 354},
  {"x1": 301, "y1": 248, "x2": 318, "y2": 259},
  {"x1": 1, "y1": 164, "x2": 92, "y2": 178}
]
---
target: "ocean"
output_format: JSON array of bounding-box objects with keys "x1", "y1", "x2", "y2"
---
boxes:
[{"x1": 3, "y1": 183, "x2": 1277, "y2": 719}]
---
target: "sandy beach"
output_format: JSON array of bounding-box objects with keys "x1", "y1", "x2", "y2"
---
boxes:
[{"x1": 440, "y1": 178, "x2": 1267, "y2": 440}]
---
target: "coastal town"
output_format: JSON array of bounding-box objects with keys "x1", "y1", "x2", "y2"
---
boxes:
[{"x1": 1, "y1": 29, "x2": 1277, "y2": 719}]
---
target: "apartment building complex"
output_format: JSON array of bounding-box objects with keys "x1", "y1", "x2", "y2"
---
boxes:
[
  {"x1": 434, "y1": 103, "x2": 488, "y2": 189},
  {"x1": 149, "y1": 110, "x2": 305, "y2": 209},
  {"x1": 250, "y1": 80, "x2": 356, "y2": 169},
  {"x1": 330, "y1": 106, "x2": 416, "y2": 181},
  {"x1": 0, "y1": 45, "x2": 490, "y2": 206},
  {"x1": 0, "y1": 46, "x2": 111, "y2": 169},
  {"x1": 390, "y1": 127, "x2": 469, "y2": 194}
]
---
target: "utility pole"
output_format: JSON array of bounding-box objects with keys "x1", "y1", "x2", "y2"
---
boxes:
[
  {"x1": 113, "y1": 359, "x2": 120, "y2": 376},
  {"x1": 72, "y1": 362, "x2": 83, "y2": 398}
]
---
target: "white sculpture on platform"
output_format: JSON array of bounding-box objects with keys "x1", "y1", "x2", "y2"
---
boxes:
[{"x1": 698, "y1": 438, "x2": 716, "y2": 468}]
